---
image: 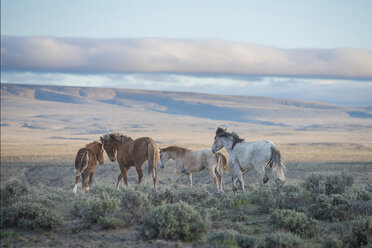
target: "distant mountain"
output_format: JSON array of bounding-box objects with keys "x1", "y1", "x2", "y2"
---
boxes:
[
  {"x1": 3, "y1": 83, "x2": 367, "y2": 118},
  {"x1": 1, "y1": 83, "x2": 372, "y2": 132}
]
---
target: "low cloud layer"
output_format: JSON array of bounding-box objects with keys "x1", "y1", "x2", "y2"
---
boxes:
[
  {"x1": 2, "y1": 71, "x2": 372, "y2": 106},
  {"x1": 2, "y1": 36, "x2": 372, "y2": 79}
]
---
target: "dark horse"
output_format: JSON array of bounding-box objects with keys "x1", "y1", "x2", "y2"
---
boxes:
[
  {"x1": 73, "y1": 141, "x2": 104, "y2": 194},
  {"x1": 100, "y1": 133, "x2": 160, "y2": 189}
]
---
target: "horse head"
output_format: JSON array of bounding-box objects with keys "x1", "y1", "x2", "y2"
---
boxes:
[
  {"x1": 97, "y1": 142, "x2": 104, "y2": 165},
  {"x1": 212, "y1": 127, "x2": 227, "y2": 153},
  {"x1": 159, "y1": 148, "x2": 167, "y2": 169},
  {"x1": 100, "y1": 135, "x2": 117, "y2": 162}
]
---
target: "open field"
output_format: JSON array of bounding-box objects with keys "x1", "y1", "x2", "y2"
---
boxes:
[{"x1": 1, "y1": 84, "x2": 372, "y2": 247}]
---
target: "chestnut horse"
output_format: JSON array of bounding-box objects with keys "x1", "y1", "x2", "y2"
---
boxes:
[
  {"x1": 73, "y1": 141, "x2": 104, "y2": 194},
  {"x1": 100, "y1": 133, "x2": 160, "y2": 189}
]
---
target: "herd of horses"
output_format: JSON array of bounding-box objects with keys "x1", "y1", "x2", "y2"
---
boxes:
[{"x1": 73, "y1": 127, "x2": 286, "y2": 194}]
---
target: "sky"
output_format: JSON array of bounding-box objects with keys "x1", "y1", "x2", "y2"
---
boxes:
[{"x1": 1, "y1": 0, "x2": 372, "y2": 106}]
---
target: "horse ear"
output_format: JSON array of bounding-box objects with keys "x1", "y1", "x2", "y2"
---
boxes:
[{"x1": 100, "y1": 136, "x2": 103, "y2": 142}]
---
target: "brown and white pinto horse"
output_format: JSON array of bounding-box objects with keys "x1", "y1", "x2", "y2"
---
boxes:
[
  {"x1": 100, "y1": 133, "x2": 160, "y2": 189},
  {"x1": 73, "y1": 141, "x2": 104, "y2": 194}
]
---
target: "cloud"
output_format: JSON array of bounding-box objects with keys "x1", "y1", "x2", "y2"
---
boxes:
[{"x1": 2, "y1": 36, "x2": 372, "y2": 79}]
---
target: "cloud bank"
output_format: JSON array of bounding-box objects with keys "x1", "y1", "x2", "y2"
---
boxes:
[{"x1": 2, "y1": 36, "x2": 372, "y2": 79}]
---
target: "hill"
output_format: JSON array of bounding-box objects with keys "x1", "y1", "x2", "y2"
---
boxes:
[{"x1": 1, "y1": 83, "x2": 371, "y2": 146}]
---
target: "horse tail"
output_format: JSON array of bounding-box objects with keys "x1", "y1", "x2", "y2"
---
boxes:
[
  {"x1": 270, "y1": 146, "x2": 286, "y2": 181},
  {"x1": 215, "y1": 152, "x2": 228, "y2": 175},
  {"x1": 75, "y1": 148, "x2": 88, "y2": 177},
  {"x1": 147, "y1": 141, "x2": 159, "y2": 188}
]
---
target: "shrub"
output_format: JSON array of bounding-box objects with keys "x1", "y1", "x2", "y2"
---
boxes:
[
  {"x1": 259, "y1": 232, "x2": 303, "y2": 248},
  {"x1": 207, "y1": 229, "x2": 240, "y2": 248},
  {"x1": 248, "y1": 183, "x2": 308, "y2": 213},
  {"x1": 344, "y1": 216, "x2": 372, "y2": 247},
  {"x1": 351, "y1": 200, "x2": 372, "y2": 217},
  {"x1": 19, "y1": 194, "x2": 56, "y2": 208},
  {"x1": 148, "y1": 188, "x2": 178, "y2": 206},
  {"x1": 72, "y1": 192, "x2": 120, "y2": 223},
  {"x1": 206, "y1": 229, "x2": 256, "y2": 248},
  {"x1": 274, "y1": 184, "x2": 309, "y2": 211},
  {"x1": 343, "y1": 185, "x2": 372, "y2": 218},
  {"x1": 98, "y1": 216, "x2": 129, "y2": 229},
  {"x1": 309, "y1": 194, "x2": 352, "y2": 221},
  {"x1": 1, "y1": 201, "x2": 63, "y2": 231},
  {"x1": 248, "y1": 186, "x2": 276, "y2": 213},
  {"x1": 141, "y1": 202, "x2": 210, "y2": 241},
  {"x1": 343, "y1": 185, "x2": 372, "y2": 202},
  {"x1": 148, "y1": 186, "x2": 213, "y2": 207},
  {"x1": 200, "y1": 207, "x2": 220, "y2": 222},
  {"x1": 121, "y1": 188, "x2": 153, "y2": 222},
  {"x1": 176, "y1": 187, "x2": 211, "y2": 205},
  {"x1": 324, "y1": 171, "x2": 353, "y2": 195},
  {"x1": 321, "y1": 237, "x2": 344, "y2": 248},
  {"x1": 302, "y1": 172, "x2": 354, "y2": 198},
  {"x1": 90, "y1": 184, "x2": 122, "y2": 199},
  {"x1": 1, "y1": 180, "x2": 33, "y2": 205},
  {"x1": 235, "y1": 234, "x2": 256, "y2": 248},
  {"x1": 365, "y1": 183, "x2": 372, "y2": 194},
  {"x1": 302, "y1": 174, "x2": 325, "y2": 198},
  {"x1": 268, "y1": 209, "x2": 318, "y2": 238}
]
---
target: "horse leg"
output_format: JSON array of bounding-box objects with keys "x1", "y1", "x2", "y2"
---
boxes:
[
  {"x1": 168, "y1": 169, "x2": 181, "y2": 189},
  {"x1": 208, "y1": 169, "x2": 220, "y2": 193},
  {"x1": 86, "y1": 172, "x2": 94, "y2": 192},
  {"x1": 231, "y1": 175, "x2": 238, "y2": 193},
  {"x1": 152, "y1": 166, "x2": 158, "y2": 189},
  {"x1": 258, "y1": 164, "x2": 268, "y2": 186},
  {"x1": 73, "y1": 175, "x2": 80, "y2": 194},
  {"x1": 187, "y1": 173, "x2": 193, "y2": 190},
  {"x1": 233, "y1": 165, "x2": 244, "y2": 191},
  {"x1": 216, "y1": 171, "x2": 223, "y2": 193},
  {"x1": 123, "y1": 168, "x2": 129, "y2": 187},
  {"x1": 82, "y1": 172, "x2": 89, "y2": 194},
  {"x1": 135, "y1": 165, "x2": 143, "y2": 184},
  {"x1": 116, "y1": 173, "x2": 124, "y2": 190}
]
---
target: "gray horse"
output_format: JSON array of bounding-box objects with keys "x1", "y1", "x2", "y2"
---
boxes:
[{"x1": 211, "y1": 127, "x2": 286, "y2": 192}]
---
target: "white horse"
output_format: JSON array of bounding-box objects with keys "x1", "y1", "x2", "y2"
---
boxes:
[
  {"x1": 211, "y1": 127, "x2": 286, "y2": 192},
  {"x1": 159, "y1": 146, "x2": 228, "y2": 193}
]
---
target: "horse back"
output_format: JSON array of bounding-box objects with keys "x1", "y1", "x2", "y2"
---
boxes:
[
  {"x1": 119, "y1": 137, "x2": 156, "y2": 165},
  {"x1": 234, "y1": 140, "x2": 274, "y2": 168}
]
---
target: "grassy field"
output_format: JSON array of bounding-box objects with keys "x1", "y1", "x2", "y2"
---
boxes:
[{"x1": 1, "y1": 141, "x2": 372, "y2": 248}]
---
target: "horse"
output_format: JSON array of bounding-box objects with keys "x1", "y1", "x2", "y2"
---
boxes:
[
  {"x1": 73, "y1": 141, "x2": 104, "y2": 194},
  {"x1": 211, "y1": 127, "x2": 286, "y2": 192},
  {"x1": 159, "y1": 146, "x2": 228, "y2": 193},
  {"x1": 100, "y1": 133, "x2": 160, "y2": 189}
]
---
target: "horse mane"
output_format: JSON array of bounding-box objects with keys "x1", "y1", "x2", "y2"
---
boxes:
[
  {"x1": 231, "y1": 132, "x2": 244, "y2": 149},
  {"x1": 102, "y1": 132, "x2": 132, "y2": 143},
  {"x1": 216, "y1": 127, "x2": 228, "y2": 137},
  {"x1": 85, "y1": 141, "x2": 102, "y2": 154},
  {"x1": 85, "y1": 141, "x2": 101, "y2": 148},
  {"x1": 162, "y1": 146, "x2": 190, "y2": 155},
  {"x1": 215, "y1": 127, "x2": 244, "y2": 149}
]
